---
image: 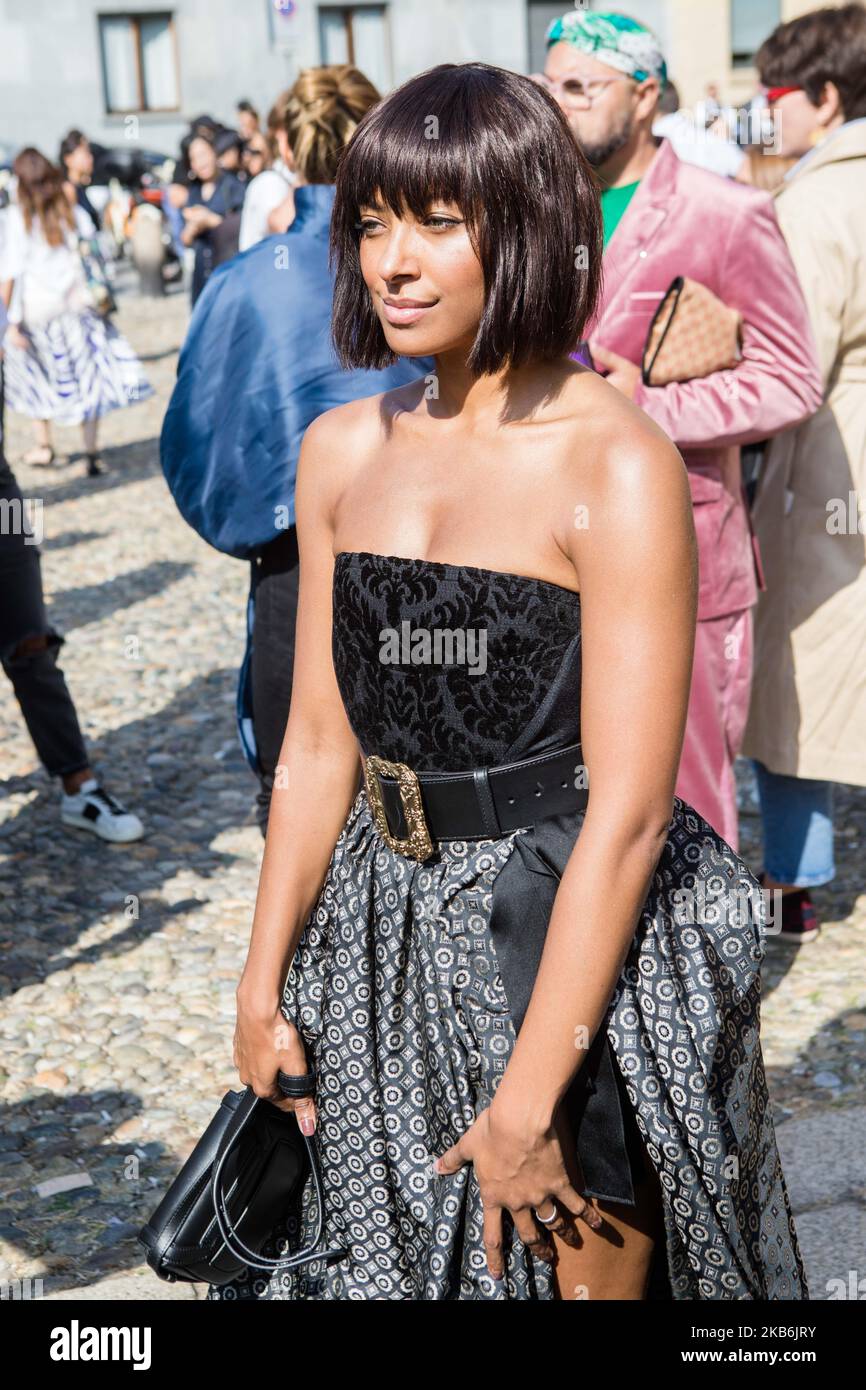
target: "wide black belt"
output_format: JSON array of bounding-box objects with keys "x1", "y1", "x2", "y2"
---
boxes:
[{"x1": 361, "y1": 741, "x2": 587, "y2": 860}]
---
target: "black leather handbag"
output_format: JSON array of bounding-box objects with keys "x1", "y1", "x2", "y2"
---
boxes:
[{"x1": 137, "y1": 1068, "x2": 349, "y2": 1284}]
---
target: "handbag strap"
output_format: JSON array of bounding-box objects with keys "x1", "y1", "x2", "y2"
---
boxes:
[
  {"x1": 210, "y1": 1085, "x2": 346, "y2": 1273},
  {"x1": 641, "y1": 275, "x2": 685, "y2": 385}
]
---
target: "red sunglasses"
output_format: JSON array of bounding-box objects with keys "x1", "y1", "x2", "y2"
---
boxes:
[{"x1": 765, "y1": 85, "x2": 802, "y2": 103}]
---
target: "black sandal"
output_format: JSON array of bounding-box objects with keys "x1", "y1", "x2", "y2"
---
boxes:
[{"x1": 86, "y1": 452, "x2": 105, "y2": 476}]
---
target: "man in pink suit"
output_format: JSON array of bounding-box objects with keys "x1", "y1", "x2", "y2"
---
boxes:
[{"x1": 542, "y1": 10, "x2": 823, "y2": 850}]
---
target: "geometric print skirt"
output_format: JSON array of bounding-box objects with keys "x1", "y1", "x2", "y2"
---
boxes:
[
  {"x1": 2, "y1": 308, "x2": 153, "y2": 426},
  {"x1": 206, "y1": 788, "x2": 809, "y2": 1301}
]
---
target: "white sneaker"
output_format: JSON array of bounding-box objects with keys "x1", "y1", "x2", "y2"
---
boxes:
[{"x1": 60, "y1": 776, "x2": 145, "y2": 843}]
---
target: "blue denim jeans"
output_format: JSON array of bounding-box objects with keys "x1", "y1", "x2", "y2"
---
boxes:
[{"x1": 752, "y1": 759, "x2": 836, "y2": 887}]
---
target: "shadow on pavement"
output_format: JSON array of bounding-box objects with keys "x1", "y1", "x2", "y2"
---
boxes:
[
  {"x1": 24, "y1": 437, "x2": 163, "y2": 508},
  {"x1": 47, "y1": 560, "x2": 192, "y2": 635},
  {"x1": 40, "y1": 530, "x2": 107, "y2": 553},
  {"x1": 0, "y1": 667, "x2": 257, "y2": 1001}
]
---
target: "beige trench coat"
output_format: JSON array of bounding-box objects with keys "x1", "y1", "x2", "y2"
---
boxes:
[{"x1": 742, "y1": 120, "x2": 866, "y2": 785}]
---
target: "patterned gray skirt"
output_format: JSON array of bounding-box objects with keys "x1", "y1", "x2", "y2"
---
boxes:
[{"x1": 206, "y1": 787, "x2": 809, "y2": 1301}]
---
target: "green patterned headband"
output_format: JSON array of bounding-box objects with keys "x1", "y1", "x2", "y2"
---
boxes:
[{"x1": 545, "y1": 10, "x2": 668, "y2": 88}]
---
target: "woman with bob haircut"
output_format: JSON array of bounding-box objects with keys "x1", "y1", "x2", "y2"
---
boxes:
[{"x1": 216, "y1": 62, "x2": 807, "y2": 1302}]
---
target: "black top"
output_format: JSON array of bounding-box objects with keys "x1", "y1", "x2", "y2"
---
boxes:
[{"x1": 332, "y1": 550, "x2": 582, "y2": 772}]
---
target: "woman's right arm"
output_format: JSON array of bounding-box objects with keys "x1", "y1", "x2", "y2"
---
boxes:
[{"x1": 233, "y1": 409, "x2": 364, "y2": 1122}]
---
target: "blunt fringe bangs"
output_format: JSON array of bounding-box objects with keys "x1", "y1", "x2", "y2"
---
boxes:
[{"x1": 330, "y1": 63, "x2": 603, "y2": 375}]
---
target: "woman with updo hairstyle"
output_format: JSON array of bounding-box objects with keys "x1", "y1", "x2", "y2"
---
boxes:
[{"x1": 264, "y1": 63, "x2": 381, "y2": 236}]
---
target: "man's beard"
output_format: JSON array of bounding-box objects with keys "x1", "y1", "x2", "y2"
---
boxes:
[{"x1": 577, "y1": 108, "x2": 634, "y2": 168}]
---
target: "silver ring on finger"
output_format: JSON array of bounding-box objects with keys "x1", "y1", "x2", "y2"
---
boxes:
[{"x1": 533, "y1": 1201, "x2": 558, "y2": 1225}]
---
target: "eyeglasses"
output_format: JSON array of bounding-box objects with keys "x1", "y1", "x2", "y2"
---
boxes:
[{"x1": 531, "y1": 72, "x2": 634, "y2": 108}]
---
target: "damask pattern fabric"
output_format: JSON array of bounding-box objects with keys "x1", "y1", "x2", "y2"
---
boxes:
[
  {"x1": 208, "y1": 551, "x2": 808, "y2": 1301},
  {"x1": 330, "y1": 551, "x2": 584, "y2": 771}
]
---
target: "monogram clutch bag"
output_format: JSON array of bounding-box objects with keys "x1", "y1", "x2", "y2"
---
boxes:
[{"x1": 642, "y1": 275, "x2": 743, "y2": 386}]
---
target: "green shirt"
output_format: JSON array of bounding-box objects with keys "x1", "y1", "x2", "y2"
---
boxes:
[{"x1": 600, "y1": 179, "x2": 640, "y2": 249}]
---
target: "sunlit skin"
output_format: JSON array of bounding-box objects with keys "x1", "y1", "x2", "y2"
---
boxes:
[
  {"x1": 232, "y1": 190, "x2": 696, "y2": 1299},
  {"x1": 356, "y1": 199, "x2": 485, "y2": 361},
  {"x1": 769, "y1": 81, "x2": 844, "y2": 159}
]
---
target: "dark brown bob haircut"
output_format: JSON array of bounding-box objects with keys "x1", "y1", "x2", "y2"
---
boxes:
[
  {"x1": 757, "y1": 3, "x2": 866, "y2": 121},
  {"x1": 330, "y1": 62, "x2": 603, "y2": 376}
]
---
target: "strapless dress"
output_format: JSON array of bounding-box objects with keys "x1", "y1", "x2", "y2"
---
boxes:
[{"x1": 207, "y1": 551, "x2": 808, "y2": 1302}]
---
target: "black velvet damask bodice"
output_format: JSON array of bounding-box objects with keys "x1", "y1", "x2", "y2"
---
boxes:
[{"x1": 332, "y1": 551, "x2": 582, "y2": 770}]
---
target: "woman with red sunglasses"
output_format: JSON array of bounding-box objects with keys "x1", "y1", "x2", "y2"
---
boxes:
[{"x1": 742, "y1": 3, "x2": 866, "y2": 942}]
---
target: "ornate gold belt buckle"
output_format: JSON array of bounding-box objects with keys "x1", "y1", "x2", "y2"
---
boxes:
[{"x1": 363, "y1": 755, "x2": 434, "y2": 862}]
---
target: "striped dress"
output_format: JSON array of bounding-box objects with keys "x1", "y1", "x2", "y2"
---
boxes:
[{"x1": 0, "y1": 202, "x2": 152, "y2": 425}]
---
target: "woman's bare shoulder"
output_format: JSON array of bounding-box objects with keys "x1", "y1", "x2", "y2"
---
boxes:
[
  {"x1": 540, "y1": 368, "x2": 692, "y2": 568},
  {"x1": 558, "y1": 368, "x2": 686, "y2": 494},
  {"x1": 548, "y1": 370, "x2": 696, "y2": 608},
  {"x1": 296, "y1": 379, "x2": 426, "y2": 514},
  {"x1": 301, "y1": 378, "x2": 425, "y2": 456}
]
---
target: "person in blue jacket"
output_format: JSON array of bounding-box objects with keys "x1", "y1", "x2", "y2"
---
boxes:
[{"x1": 160, "y1": 65, "x2": 431, "y2": 833}]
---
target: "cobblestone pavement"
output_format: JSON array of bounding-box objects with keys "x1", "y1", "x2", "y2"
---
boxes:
[{"x1": 0, "y1": 276, "x2": 864, "y2": 1301}]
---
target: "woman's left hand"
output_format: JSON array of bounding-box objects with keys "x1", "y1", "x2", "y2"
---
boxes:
[{"x1": 432, "y1": 1100, "x2": 602, "y2": 1280}]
